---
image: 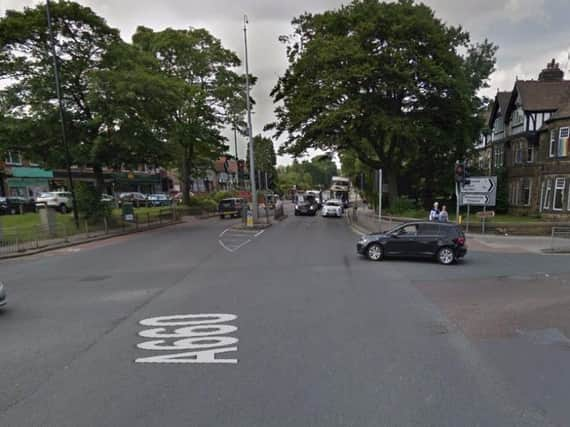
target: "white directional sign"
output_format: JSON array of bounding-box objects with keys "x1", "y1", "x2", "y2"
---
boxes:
[
  {"x1": 461, "y1": 177, "x2": 496, "y2": 194},
  {"x1": 460, "y1": 176, "x2": 497, "y2": 206}
]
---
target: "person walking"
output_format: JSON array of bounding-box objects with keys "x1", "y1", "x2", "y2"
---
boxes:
[
  {"x1": 438, "y1": 205, "x2": 449, "y2": 223},
  {"x1": 429, "y1": 202, "x2": 440, "y2": 221}
]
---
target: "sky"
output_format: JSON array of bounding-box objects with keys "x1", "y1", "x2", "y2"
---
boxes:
[{"x1": 2, "y1": 0, "x2": 570, "y2": 165}]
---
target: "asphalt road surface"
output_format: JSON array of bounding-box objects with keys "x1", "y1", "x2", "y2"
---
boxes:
[{"x1": 1, "y1": 209, "x2": 570, "y2": 426}]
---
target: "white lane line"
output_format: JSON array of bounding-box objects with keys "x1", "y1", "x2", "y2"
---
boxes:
[
  {"x1": 218, "y1": 239, "x2": 236, "y2": 253},
  {"x1": 254, "y1": 230, "x2": 265, "y2": 237},
  {"x1": 230, "y1": 239, "x2": 252, "y2": 251}
]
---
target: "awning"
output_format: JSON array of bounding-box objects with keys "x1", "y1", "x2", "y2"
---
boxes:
[
  {"x1": 10, "y1": 167, "x2": 53, "y2": 179},
  {"x1": 7, "y1": 177, "x2": 51, "y2": 187}
]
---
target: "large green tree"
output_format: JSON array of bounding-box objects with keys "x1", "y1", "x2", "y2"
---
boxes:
[
  {"x1": 247, "y1": 135, "x2": 277, "y2": 189},
  {"x1": 132, "y1": 26, "x2": 252, "y2": 205},
  {"x1": 0, "y1": 1, "x2": 121, "y2": 190},
  {"x1": 269, "y1": 0, "x2": 497, "y2": 204}
]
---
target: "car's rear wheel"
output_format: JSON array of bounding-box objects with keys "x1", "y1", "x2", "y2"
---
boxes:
[
  {"x1": 59, "y1": 204, "x2": 67, "y2": 214},
  {"x1": 437, "y1": 247, "x2": 455, "y2": 265},
  {"x1": 366, "y1": 243, "x2": 383, "y2": 261}
]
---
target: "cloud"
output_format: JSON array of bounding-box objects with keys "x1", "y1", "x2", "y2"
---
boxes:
[{"x1": 2, "y1": 0, "x2": 570, "y2": 165}]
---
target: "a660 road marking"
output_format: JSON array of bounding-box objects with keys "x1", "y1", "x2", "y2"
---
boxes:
[{"x1": 135, "y1": 314, "x2": 238, "y2": 364}]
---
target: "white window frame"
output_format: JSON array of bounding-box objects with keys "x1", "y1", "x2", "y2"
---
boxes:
[
  {"x1": 550, "y1": 129, "x2": 557, "y2": 157},
  {"x1": 540, "y1": 181, "x2": 545, "y2": 212},
  {"x1": 4, "y1": 151, "x2": 22, "y2": 165},
  {"x1": 554, "y1": 177, "x2": 565, "y2": 211},
  {"x1": 558, "y1": 127, "x2": 569, "y2": 157},
  {"x1": 544, "y1": 180, "x2": 552, "y2": 209}
]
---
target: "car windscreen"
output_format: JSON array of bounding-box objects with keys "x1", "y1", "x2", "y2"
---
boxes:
[{"x1": 219, "y1": 200, "x2": 235, "y2": 208}]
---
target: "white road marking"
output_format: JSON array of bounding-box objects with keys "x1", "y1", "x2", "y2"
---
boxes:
[
  {"x1": 254, "y1": 230, "x2": 265, "y2": 237},
  {"x1": 218, "y1": 226, "x2": 265, "y2": 253},
  {"x1": 136, "y1": 313, "x2": 238, "y2": 364}
]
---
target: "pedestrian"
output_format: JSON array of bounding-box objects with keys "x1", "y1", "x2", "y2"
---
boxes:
[
  {"x1": 428, "y1": 202, "x2": 439, "y2": 221},
  {"x1": 438, "y1": 205, "x2": 449, "y2": 223}
]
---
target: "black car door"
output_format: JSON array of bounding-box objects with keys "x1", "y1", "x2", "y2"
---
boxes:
[
  {"x1": 384, "y1": 224, "x2": 420, "y2": 255},
  {"x1": 417, "y1": 223, "x2": 441, "y2": 256}
]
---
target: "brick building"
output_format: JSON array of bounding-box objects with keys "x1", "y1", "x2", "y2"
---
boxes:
[{"x1": 483, "y1": 59, "x2": 570, "y2": 218}]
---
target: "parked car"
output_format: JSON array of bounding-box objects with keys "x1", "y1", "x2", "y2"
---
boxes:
[
  {"x1": 118, "y1": 192, "x2": 148, "y2": 208},
  {"x1": 356, "y1": 221, "x2": 467, "y2": 265},
  {"x1": 294, "y1": 195, "x2": 319, "y2": 216},
  {"x1": 147, "y1": 193, "x2": 171, "y2": 207},
  {"x1": 219, "y1": 198, "x2": 246, "y2": 219},
  {"x1": 321, "y1": 199, "x2": 344, "y2": 217},
  {"x1": 35, "y1": 191, "x2": 73, "y2": 213},
  {"x1": 0, "y1": 282, "x2": 6, "y2": 309},
  {"x1": 0, "y1": 197, "x2": 36, "y2": 215},
  {"x1": 100, "y1": 194, "x2": 116, "y2": 207}
]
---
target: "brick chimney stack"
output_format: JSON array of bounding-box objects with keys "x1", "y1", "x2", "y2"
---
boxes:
[{"x1": 539, "y1": 58, "x2": 564, "y2": 81}]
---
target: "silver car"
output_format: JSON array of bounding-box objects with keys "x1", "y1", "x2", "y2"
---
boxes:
[{"x1": 0, "y1": 282, "x2": 6, "y2": 308}]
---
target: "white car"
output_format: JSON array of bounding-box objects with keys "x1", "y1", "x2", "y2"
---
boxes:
[
  {"x1": 35, "y1": 191, "x2": 73, "y2": 213},
  {"x1": 0, "y1": 282, "x2": 6, "y2": 308},
  {"x1": 321, "y1": 200, "x2": 344, "y2": 217}
]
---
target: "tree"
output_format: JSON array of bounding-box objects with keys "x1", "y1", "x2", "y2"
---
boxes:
[
  {"x1": 132, "y1": 26, "x2": 252, "y2": 205},
  {"x1": 0, "y1": 1, "x2": 122, "y2": 191},
  {"x1": 268, "y1": 0, "x2": 497, "y2": 205},
  {"x1": 247, "y1": 135, "x2": 277, "y2": 189}
]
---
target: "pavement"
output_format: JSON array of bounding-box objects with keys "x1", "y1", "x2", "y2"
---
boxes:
[{"x1": 1, "y1": 204, "x2": 570, "y2": 426}]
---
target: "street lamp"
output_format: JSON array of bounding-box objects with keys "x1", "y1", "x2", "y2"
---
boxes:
[
  {"x1": 243, "y1": 15, "x2": 258, "y2": 221},
  {"x1": 46, "y1": 0, "x2": 79, "y2": 228}
]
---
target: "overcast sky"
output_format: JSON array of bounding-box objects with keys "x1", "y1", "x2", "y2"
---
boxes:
[{"x1": 2, "y1": 0, "x2": 570, "y2": 165}]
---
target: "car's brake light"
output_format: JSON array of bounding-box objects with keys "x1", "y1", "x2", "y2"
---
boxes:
[{"x1": 454, "y1": 236, "x2": 465, "y2": 245}]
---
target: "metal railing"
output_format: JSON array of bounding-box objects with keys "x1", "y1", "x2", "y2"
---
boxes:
[
  {"x1": 550, "y1": 226, "x2": 570, "y2": 252},
  {"x1": 0, "y1": 208, "x2": 180, "y2": 256}
]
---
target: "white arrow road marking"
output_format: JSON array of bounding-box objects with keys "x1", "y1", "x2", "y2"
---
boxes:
[{"x1": 218, "y1": 227, "x2": 265, "y2": 252}]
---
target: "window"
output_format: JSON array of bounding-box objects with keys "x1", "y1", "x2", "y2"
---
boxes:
[
  {"x1": 519, "y1": 178, "x2": 531, "y2": 206},
  {"x1": 544, "y1": 180, "x2": 552, "y2": 209},
  {"x1": 513, "y1": 142, "x2": 524, "y2": 164},
  {"x1": 558, "y1": 127, "x2": 569, "y2": 157},
  {"x1": 550, "y1": 129, "x2": 557, "y2": 157},
  {"x1": 4, "y1": 151, "x2": 22, "y2": 165},
  {"x1": 554, "y1": 178, "x2": 565, "y2": 211},
  {"x1": 396, "y1": 224, "x2": 418, "y2": 236},
  {"x1": 526, "y1": 144, "x2": 534, "y2": 163},
  {"x1": 419, "y1": 224, "x2": 440, "y2": 235},
  {"x1": 540, "y1": 181, "x2": 545, "y2": 212},
  {"x1": 493, "y1": 144, "x2": 503, "y2": 168}
]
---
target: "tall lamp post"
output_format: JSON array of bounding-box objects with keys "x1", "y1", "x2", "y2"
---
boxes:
[
  {"x1": 243, "y1": 15, "x2": 257, "y2": 221},
  {"x1": 46, "y1": 0, "x2": 79, "y2": 228}
]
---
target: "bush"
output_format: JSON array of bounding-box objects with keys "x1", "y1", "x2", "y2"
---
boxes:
[
  {"x1": 188, "y1": 195, "x2": 218, "y2": 212},
  {"x1": 211, "y1": 191, "x2": 236, "y2": 203},
  {"x1": 388, "y1": 197, "x2": 416, "y2": 214},
  {"x1": 75, "y1": 182, "x2": 111, "y2": 223}
]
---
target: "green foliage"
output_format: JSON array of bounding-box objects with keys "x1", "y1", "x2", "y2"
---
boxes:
[
  {"x1": 211, "y1": 191, "x2": 237, "y2": 203},
  {"x1": 188, "y1": 195, "x2": 218, "y2": 212},
  {"x1": 495, "y1": 168, "x2": 509, "y2": 214},
  {"x1": 276, "y1": 155, "x2": 338, "y2": 194},
  {"x1": 75, "y1": 182, "x2": 111, "y2": 223},
  {"x1": 269, "y1": 0, "x2": 497, "y2": 203},
  {"x1": 386, "y1": 197, "x2": 417, "y2": 215}
]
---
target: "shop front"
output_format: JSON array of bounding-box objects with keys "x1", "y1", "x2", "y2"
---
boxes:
[{"x1": 5, "y1": 167, "x2": 53, "y2": 198}]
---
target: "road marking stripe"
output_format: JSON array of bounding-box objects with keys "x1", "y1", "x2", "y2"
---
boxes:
[{"x1": 254, "y1": 230, "x2": 265, "y2": 237}]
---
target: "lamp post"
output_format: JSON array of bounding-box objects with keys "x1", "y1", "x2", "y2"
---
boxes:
[
  {"x1": 243, "y1": 15, "x2": 257, "y2": 221},
  {"x1": 46, "y1": 0, "x2": 79, "y2": 228}
]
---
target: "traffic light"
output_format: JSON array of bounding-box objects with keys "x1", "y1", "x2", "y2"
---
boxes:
[{"x1": 454, "y1": 162, "x2": 465, "y2": 183}]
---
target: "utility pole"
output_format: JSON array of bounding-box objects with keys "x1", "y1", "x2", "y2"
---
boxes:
[
  {"x1": 378, "y1": 169, "x2": 382, "y2": 231},
  {"x1": 243, "y1": 15, "x2": 257, "y2": 220},
  {"x1": 46, "y1": 0, "x2": 79, "y2": 228},
  {"x1": 233, "y1": 127, "x2": 239, "y2": 187}
]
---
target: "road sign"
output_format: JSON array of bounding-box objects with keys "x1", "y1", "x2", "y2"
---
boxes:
[
  {"x1": 462, "y1": 177, "x2": 496, "y2": 194},
  {"x1": 476, "y1": 210, "x2": 495, "y2": 218},
  {"x1": 461, "y1": 194, "x2": 490, "y2": 205},
  {"x1": 460, "y1": 176, "x2": 497, "y2": 206}
]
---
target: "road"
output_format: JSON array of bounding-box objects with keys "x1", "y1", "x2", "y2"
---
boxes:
[{"x1": 1, "y1": 208, "x2": 570, "y2": 426}]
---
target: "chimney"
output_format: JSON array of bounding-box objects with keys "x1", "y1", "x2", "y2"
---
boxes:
[{"x1": 539, "y1": 58, "x2": 564, "y2": 81}]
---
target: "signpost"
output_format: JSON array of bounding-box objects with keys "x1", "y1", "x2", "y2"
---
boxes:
[{"x1": 459, "y1": 176, "x2": 497, "y2": 233}]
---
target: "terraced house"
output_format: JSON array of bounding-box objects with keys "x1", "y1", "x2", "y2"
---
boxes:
[{"x1": 486, "y1": 59, "x2": 570, "y2": 218}]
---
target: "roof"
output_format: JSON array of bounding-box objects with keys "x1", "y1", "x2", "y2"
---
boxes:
[
  {"x1": 550, "y1": 102, "x2": 570, "y2": 121},
  {"x1": 213, "y1": 156, "x2": 238, "y2": 173},
  {"x1": 488, "y1": 91, "x2": 512, "y2": 127},
  {"x1": 505, "y1": 80, "x2": 570, "y2": 121}
]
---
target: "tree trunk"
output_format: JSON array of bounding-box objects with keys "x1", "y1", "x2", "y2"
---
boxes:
[
  {"x1": 93, "y1": 164, "x2": 105, "y2": 194},
  {"x1": 387, "y1": 169, "x2": 399, "y2": 207},
  {"x1": 181, "y1": 147, "x2": 191, "y2": 206}
]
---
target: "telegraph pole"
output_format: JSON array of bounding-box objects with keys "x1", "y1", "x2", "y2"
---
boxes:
[
  {"x1": 46, "y1": 0, "x2": 79, "y2": 228},
  {"x1": 243, "y1": 15, "x2": 257, "y2": 220}
]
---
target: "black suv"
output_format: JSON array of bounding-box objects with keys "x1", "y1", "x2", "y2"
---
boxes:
[
  {"x1": 0, "y1": 197, "x2": 36, "y2": 215},
  {"x1": 294, "y1": 195, "x2": 319, "y2": 216},
  {"x1": 356, "y1": 222, "x2": 467, "y2": 265},
  {"x1": 219, "y1": 198, "x2": 246, "y2": 219}
]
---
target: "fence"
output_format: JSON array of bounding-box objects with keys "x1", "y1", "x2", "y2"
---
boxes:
[{"x1": 0, "y1": 208, "x2": 180, "y2": 257}]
